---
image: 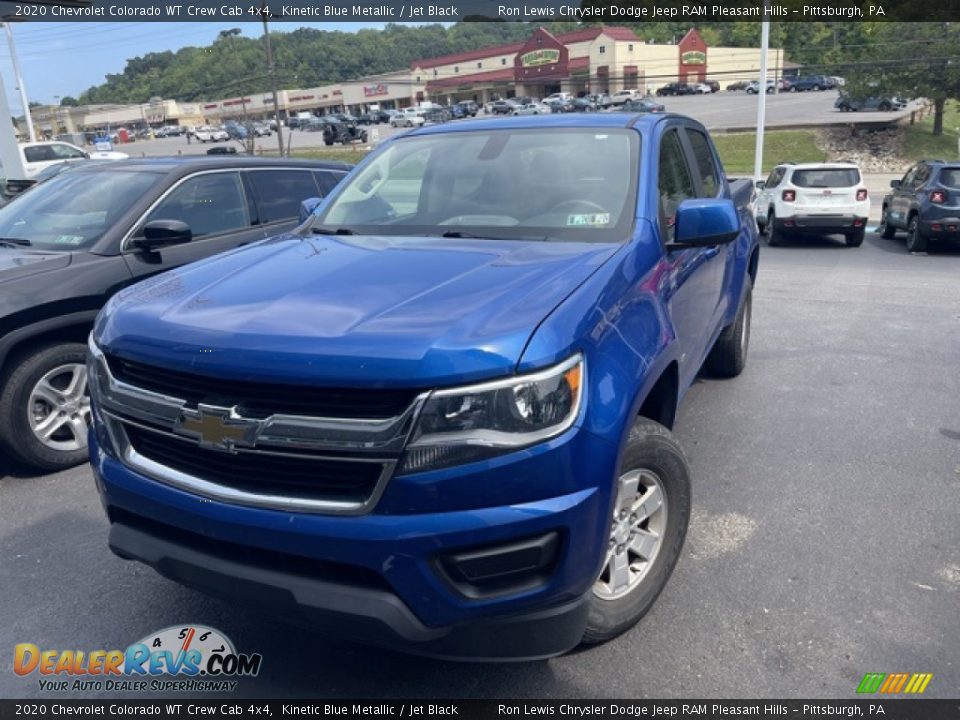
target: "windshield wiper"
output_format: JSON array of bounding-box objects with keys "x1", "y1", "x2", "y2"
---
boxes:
[
  {"x1": 0, "y1": 237, "x2": 31, "y2": 247},
  {"x1": 439, "y1": 231, "x2": 549, "y2": 241},
  {"x1": 311, "y1": 226, "x2": 355, "y2": 236}
]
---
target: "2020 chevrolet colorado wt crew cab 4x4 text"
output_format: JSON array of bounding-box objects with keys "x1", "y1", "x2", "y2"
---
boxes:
[{"x1": 88, "y1": 114, "x2": 760, "y2": 660}]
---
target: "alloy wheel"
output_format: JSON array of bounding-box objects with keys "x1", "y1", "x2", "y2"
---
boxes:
[
  {"x1": 594, "y1": 469, "x2": 667, "y2": 600},
  {"x1": 27, "y1": 363, "x2": 91, "y2": 452}
]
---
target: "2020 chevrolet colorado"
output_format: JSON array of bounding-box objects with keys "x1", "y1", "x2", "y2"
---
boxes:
[{"x1": 88, "y1": 114, "x2": 759, "y2": 660}]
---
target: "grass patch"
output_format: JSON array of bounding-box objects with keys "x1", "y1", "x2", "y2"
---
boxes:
[
  {"x1": 712, "y1": 130, "x2": 826, "y2": 175},
  {"x1": 904, "y1": 101, "x2": 960, "y2": 161},
  {"x1": 260, "y1": 146, "x2": 372, "y2": 165}
]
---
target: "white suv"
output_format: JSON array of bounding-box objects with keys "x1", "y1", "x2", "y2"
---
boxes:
[{"x1": 754, "y1": 163, "x2": 871, "y2": 247}]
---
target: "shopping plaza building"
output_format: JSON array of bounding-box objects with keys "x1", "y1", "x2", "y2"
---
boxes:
[{"x1": 28, "y1": 27, "x2": 785, "y2": 136}]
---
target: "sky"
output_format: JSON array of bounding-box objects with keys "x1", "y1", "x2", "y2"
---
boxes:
[{"x1": 0, "y1": 22, "x2": 404, "y2": 113}]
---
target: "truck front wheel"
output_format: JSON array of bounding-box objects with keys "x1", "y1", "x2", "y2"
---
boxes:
[{"x1": 583, "y1": 418, "x2": 691, "y2": 644}]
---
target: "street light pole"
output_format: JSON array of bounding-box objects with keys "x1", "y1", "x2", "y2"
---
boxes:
[
  {"x1": 753, "y1": 15, "x2": 770, "y2": 183},
  {"x1": 2, "y1": 23, "x2": 36, "y2": 141},
  {"x1": 262, "y1": 5, "x2": 284, "y2": 157}
]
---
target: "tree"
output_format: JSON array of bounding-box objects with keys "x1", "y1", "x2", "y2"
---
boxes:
[
  {"x1": 60, "y1": 96, "x2": 78, "y2": 107},
  {"x1": 846, "y1": 22, "x2": 960, "y2": 136}
]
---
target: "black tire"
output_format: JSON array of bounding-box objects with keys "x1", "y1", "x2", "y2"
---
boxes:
[
  {"x1": 767, "y1": 211, "x2": 783, "y2": 246},
  {"x1": 790, "y1": 86, "x2": 797, "y2": 93},
  {"x1": 0, "y1": 342, "x2": 92, "y2": 471},
  {"x1": 705, "y1": 282, "x2": 752, "y2": 377},
  {"x1": 906, "y1": 215, "x2": 928, "y2": 252},
  {"x1": 582, "y1": 418, "x2": 691, "y2": 645},
  {"x1": 845, "y1": 229, "x2": 865, "y2": 247},
  {"x1": 879, "y1": 207, "x2": 897, "y2": 239},
  {"x1": 879, "y1": 101, "x2": 891, "y2": 111}
]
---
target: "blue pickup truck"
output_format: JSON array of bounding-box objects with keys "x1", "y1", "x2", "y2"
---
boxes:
[{"x1": 88, "y1": 114, "x2": 759, "y2": 660}]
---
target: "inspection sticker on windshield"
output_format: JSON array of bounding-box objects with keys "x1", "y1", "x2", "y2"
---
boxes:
[
  {"x1": 567, "y1": 213, "x2": 610, "y2": 227},
  {"x1": 52, "y1": 235, "x2": 86, "y2": 245}
]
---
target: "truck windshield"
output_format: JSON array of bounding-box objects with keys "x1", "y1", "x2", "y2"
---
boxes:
[
  {"x1": 316, "y1": 128, "x2": 639, "y2": 243},
  {"x1": 0, "y1": 169, "x2": 158, "y2": 251}
]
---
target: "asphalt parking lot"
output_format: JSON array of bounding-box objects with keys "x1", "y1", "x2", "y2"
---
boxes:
[
  {"x1": 112, "y1": 90, "x2": 885, "y2": 158},
  {"x1": 2, "y1": 228, "x2": 958, "y2": 700}
]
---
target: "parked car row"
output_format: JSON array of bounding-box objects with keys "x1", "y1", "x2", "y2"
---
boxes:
[{"x1": 0, "y1": 157, "x2": 352, "y2": 471}]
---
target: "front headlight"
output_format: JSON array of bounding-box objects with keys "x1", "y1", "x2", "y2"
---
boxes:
[{"x1": 399, "y1": 354, "x2": 584, "y2": 474}]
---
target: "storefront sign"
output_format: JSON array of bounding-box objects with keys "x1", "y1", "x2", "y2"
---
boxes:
[
  {"x1": 520, "y1": 49, "x2": 560, "y2": 68},
  {"x1": 364, "y1": 84, "x2": 388, "y2": 98},
  {"x1": 681, "y1": 51, "x2": 706, "y2": 65}
]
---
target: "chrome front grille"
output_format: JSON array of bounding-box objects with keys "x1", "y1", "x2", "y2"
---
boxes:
[{"x1": 89, "y1": 340, "x2": 426, "y2": 514}]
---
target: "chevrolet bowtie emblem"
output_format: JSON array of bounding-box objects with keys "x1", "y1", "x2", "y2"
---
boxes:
[{"x1": 176, "y1": 404, "x2": 261, "y2": 453}]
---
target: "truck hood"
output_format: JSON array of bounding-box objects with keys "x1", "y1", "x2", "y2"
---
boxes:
[
  {"x1": 0, "y1": 248, "x2": 72, "y2": 284},
  {"x1": 97, "y1": 234, "x2": 618, "y2": 387}
]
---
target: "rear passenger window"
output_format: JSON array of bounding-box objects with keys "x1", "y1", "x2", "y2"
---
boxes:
[
  {"x1": 658, "y1": 130, "x2": 696, "y2": 240},
  {"x1": 686, "y1": 129, "x2": 720, "y2": 197},
  {"x1": 940, "y1": 168, "x2": 960, "y2": 188},
  {"x1": 248, "y1": 170, "x2": 321, "y2": 224},
  {"x1": 23, "y1": 146, "x2": 54, "y2": 163}
]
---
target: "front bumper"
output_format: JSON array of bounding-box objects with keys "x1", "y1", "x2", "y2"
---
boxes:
[
  {"x1": 90, "y1": 421, "x2": 616, "y2": 660},
  {"x1": 774, "y1": 214, "x2": 868, "y2": 234}
]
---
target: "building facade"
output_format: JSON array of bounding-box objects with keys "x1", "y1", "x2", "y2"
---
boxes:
[{"x1": 23, "y1": 26, "x2": 785, "y2": 139}]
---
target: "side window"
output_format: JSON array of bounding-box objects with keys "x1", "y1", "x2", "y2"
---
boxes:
[
  {"x1": 685, "y1": 129, "x2": 720, "y2": 198},
  {"x1": 900, "y1": 166, "x2": 917, "y2": 189},
  {"x1": 912, "y1": 164, "x2": 931, "y2": 189},
  {"x1": 50, "y1": 144, "x2": 86, "y2": 160},
  {"x1": 142, "y1": 172, "x2": 249, "y2": 239},
  {"x1": 313, "y1": 170, "x2": 345, "y2": 196},
  {"x1": 23, "y1": 146, "x2": 54, "y2": 163},
  {"x1": 248, "y1": 170, "x2": 321, "y2": 224},
  {"x1": 764, "y1": 168, "x2": 780, "y2": 189},
  {"x1": 658, "y1": 130, "x2": 696, "y2": 241}
]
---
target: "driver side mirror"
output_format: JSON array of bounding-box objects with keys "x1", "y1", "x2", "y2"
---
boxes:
[
  {"x1": 131, "y1": 220, "x2": 192, "y2": 251},
  {"x1": 299, "y1": 197, "x2": 323, "y2": 223},
  {"x1": 890, "y1": 179, "x2": 902, "y2": 189},
  {"x1": 668, "y1": 198, "x2": 740, "y2": 250},
  {"x1": 755, "y1": 180, "x2": 766, "y2": 190}
]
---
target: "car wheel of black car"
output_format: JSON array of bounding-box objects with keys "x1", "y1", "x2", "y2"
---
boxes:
[
  {"x1": 879, "y1": 207, "x2": 897, "y2": 239},
  {"x1": 879, "y1": 101, "x2": 892, "y2": 111},
  {"x1": 813, "y1": 84, "x2": 821, "y2": 91},
  {"x1": 582, "y1": 417, "x2": 691, "y2": 645},
  {"x1": 0, "y1": 342, "x2": 92, "y2": 471},
  {"x1": 706, "y1": 282, "x2": 752, "y2": 378},
  {"x1": 845, "y1": 229, "x2": 865, "y2": 247},
  {"x1": 767, "y1": 211, "x2": 783, "y2": 246},
  {"x1": 790, "y1": 86, "x2": 797, "y2": 93},
  {"x1": 906, "y1": 216, "x2": 928, "y2": 253}
]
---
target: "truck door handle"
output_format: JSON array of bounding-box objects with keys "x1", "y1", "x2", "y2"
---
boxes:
[{"x1": 704, "y1": 246, "x2": 719, "y2": 258}]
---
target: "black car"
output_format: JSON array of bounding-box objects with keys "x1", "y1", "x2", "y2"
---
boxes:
[
  {"x1": 880, "y1": 160, "x2": 960, "y2": 252},
  {"x1": 618, "y1": 98, "x2": 666, "y2": 114},
  {"x1": 455, "y1": 100, "x2": 479, "y2": 117},
  {"x1": 0, "y1": 157, "x2": 351, "y2": 471},
  {"x1": 790, "y1": 75, "x2": 833, "y2": 92},
  {"x1": 656, "y1": 82, "x2": 694, "y2": 97}
]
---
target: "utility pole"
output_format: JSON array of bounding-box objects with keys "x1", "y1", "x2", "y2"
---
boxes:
[
  {"x1": 753, "y1": 15, "x2": 770, "y2": 183},
  {"x1": 262, "y1": 3, "x2": 284, "y2": 157},
  {"x1": 2, "y1": 22, "x2": 36, "y2": 141}
]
